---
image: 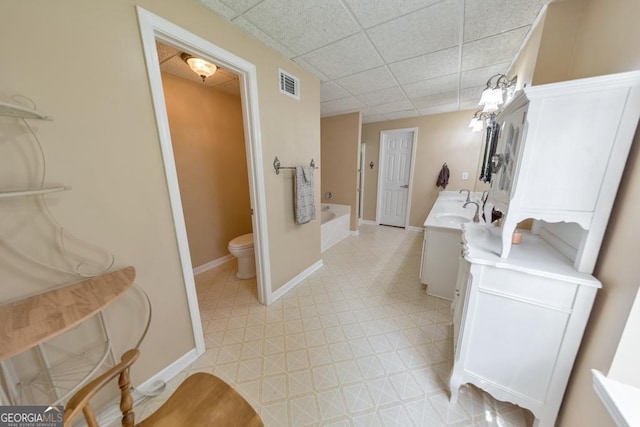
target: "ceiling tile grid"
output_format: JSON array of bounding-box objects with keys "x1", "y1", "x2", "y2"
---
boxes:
[{"x1": 198, "y1": 0, "x2": 551, "y2": 123}]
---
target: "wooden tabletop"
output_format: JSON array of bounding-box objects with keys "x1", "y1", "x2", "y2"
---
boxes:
[{"x1": 0, "y1": 266, "x2": 135, "y2": 361}]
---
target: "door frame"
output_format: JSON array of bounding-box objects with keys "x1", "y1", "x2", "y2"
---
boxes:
[
  {"x1": 375, "y1": 128, "x2": 418, "y2": 227},
  {"x1": 357, "y1": 142, "x2": 365, "y2": 220},
  {"x1": 137, "y1": 7, "x2": 271, "y2": 356}
]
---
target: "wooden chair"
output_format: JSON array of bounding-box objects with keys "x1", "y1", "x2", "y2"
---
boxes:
[{"x1": 63, "y1": 349, "x2": 263, "y2": 427}]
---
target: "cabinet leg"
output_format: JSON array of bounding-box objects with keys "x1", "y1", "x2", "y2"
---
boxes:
[
  {"x1": 532, "y1": 407, "x2": 559, "y2": 427},
  {"x1": 500, "y1": 216, "x2": 518, "y2": 258},
  {"x1": 448, "y1": 374, "x2": 461, "y2": 404}
]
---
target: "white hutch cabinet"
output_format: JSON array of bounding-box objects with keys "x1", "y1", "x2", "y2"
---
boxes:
[
  {"x1": 489, "y1": 71, "x2": 640, "y2": 272},
  {"x1": 450, "y1": 71, "x2": 640, "y2": 427}
]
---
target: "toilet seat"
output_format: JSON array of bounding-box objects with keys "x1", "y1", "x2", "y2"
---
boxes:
[{"x1": 229, "y1": 233, "x2": 253, "y2": 249}]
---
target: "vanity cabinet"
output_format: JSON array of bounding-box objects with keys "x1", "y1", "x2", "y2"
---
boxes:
[
  {"x1": 420, "y1": 191, "x2": 478, "y2": 300},
  {"x1": 450, "y1": 224, "x2": 600, "y2": 427},
  {"x1": 488, "y1": 71, "x2": 640, "y2": 272},
  {"x1": 420, "y1": 227, "x2": 461, "y2": 300}
]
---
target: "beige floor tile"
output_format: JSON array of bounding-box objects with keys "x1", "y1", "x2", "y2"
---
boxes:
[{"x1": 133, "y1": 225, "x2": 532, "y2": 426}]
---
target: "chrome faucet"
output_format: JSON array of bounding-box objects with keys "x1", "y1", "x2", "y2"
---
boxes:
[
  {"x1": 459, "y1": 188, "x2": 471, "y2": 203},
  {"x1": 463, "y1": 201, "x2": 481, "y2": 223}
]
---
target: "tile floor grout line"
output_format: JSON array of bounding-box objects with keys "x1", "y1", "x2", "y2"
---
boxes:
[{"x1": 135, "y1": 224, "x2": 532, "y2": 427}]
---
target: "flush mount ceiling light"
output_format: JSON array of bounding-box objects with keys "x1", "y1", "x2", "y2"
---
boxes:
[
  {"x1": 180, "y1": 53, "x2": 217, "y2": 82},
  {"x1": 479, "y1": 74, "x2": 518, "y2": 109}
]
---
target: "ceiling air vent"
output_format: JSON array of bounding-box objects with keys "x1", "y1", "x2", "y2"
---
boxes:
[{"x1": 279, "y1": 69, "x2": 300, "y2": 100}]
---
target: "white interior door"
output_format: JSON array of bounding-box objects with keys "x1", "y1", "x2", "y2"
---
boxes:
[{"x1": 378, "y1": 130, "x2": 414, "y2": 227}]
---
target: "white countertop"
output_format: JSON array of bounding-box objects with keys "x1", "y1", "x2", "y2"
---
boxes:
[
  {"x1": 593, "y1": 369, "x2": 640, "y2": 427},
  {"x1": 424, "y1": 191, "x2": 485, "y2": 230},
  {"x1": 462, "y1": 223, "x2": 601, "y2": 287}
]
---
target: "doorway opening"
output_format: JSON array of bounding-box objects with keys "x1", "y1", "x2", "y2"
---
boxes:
[
  {"x1": 137, "y1": 7, "x2": 271, "y2": 356},
  {"x1": 375, "y1": 128, "x2": 418, "y2": 228}
]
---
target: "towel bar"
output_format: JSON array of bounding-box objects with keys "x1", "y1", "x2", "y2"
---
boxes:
[{"x1": 273, "y1": 156, "x2": 318, "y2": 175}]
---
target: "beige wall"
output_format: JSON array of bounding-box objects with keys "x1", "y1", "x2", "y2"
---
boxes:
[
  {"x1": 0, "y1": 0, "x2": 320, "y2": 385},
  {"x1": 510, "y1": 0, "x2": 640, "y2": 425},
  {"x1": 531, "y1": 1, "x2": 584, "y2": 86},
  {"x1": 362, "y1": 111, "x2": 489, "y2": 227},
  {"x1": 320, "y1": 112, "x2": 361, "y2": 230},
  {"x1": 162, "y1": 73, "x2": 252, "y2": 268},
  {"x1": 509, "y1": 7, "x2": 545, "y2": 90}
]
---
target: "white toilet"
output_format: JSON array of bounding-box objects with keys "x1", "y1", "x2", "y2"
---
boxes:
[{"x1": 228, "y1": 233, "x2": 255, "y2": 279}]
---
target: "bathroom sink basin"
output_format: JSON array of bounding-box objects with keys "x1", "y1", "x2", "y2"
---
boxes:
[{"x1": 434, "y1": 213, "x2": 470, "y2": 225}]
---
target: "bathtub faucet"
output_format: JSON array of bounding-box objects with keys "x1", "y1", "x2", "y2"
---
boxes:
[{"x1": 325, "y1": 192, "x2": 333, "y2": 200}]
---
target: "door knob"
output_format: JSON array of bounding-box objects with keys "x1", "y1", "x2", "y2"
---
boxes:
[{"x1": 400, "y1": 184, "x2": 409, "y2": 188}]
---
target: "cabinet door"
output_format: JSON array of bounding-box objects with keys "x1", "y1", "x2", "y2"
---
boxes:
[
  {"x1": 490, "y1": 104, "x2": 528, "y2": 209},
  {"x1": 452, "y1": 258, "x2": 470, "y2": 354},
  {"x1": 423, "y1": 227, "x2": 462, "y2": 300}
]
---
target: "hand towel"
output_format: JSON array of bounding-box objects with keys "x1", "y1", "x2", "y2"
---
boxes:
[
  {"x1": 295, "y1": 166, "x2": 316, "y2": 224},
  {"x1": 436, "y1": 164, "x2": 450, "y2": 189}
]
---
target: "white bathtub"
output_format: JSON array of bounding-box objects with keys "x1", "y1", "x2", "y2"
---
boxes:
[{"x1": 321, "y1": 203, "x2": 350, "y2": 252}]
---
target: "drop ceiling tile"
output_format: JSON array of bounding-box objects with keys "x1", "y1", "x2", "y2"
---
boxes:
[
  {"x1": 465, "y1": 0, "x2": 548, "y2": 42},
  {"x1": 460, "y1": 62, "x2": 510, "y2": 88},
  {"x1": 233, "y1": 17, "x2": 296, "y2": 59},
  {"x1": 292, "y1": 58, "x2": 329, "y2": 82},
  {"x1": 462, "y1": 27, "x2": 530, "y2": 71},
  {"x1": 356, "y1": 87, "x2": 407, "y2": 106},
  {"x1": 373, "y1": 99, "x2": 414, "y2": 114},
  {"x1": 300, "y1": 33, "x2": 383, "y2": 80},
  {"x1": 243, "y1": 0, "x2": 360, "y2": 55},
  {"x1": 389, "y1": 47, "x2": 459, "y2": 85},
  {"x1": 402, "y1": 74, "x2": 459, "y2": 98},
  {"x1": 335, "y1": 66, "x2": 397, "y2": 95},
  {"x1": 221, "y1": 0, "x2": 263, "y2": 14},
  {"x1": 198, "y1": 0, "x2": 239, "y2": 20},
  {"x1": 367, "y1": 0, "x2": 460, "y2": 63},
  {"x1": 156, "y1": 41, "x2": 180, "y2": 63},
  {"x1": 343, "y1": 0, "x2": 440, "y2": 29},
  {"x1": 212, "y1": 80, "x2": 241, "y2": 97},
  {"x1": 418, "y1": 103, "x2": 459, "y2": 116},
  {"x1": 321, "y1": 96, "x2": 365, "y2": 116},
  {"x1": 383, "y1": 110, "x2": 419, "y2": 121},
  {"x1": 321, "y1": 82, "x2": 351, "y2": 102},
  {"x1": 215, "y1": 67, "x2": 239, "y2": 83},
  {"x1": 411, "y1": 90, "x2": 458, "y2": 108},
  {"x1": 458, "y1": 99, "x2": 481, "y2": 111},
  {"x1": 362, "y1": 113, "x2": 386, "y2": 124},
  {"x1": 459, "y1": 86, "x2": 484, "y2": 102}
]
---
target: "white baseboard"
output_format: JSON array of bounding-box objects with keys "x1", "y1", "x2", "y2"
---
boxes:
[
  {"x1": 193, "y1": 254, "x2": 234, "y2": 275},
  {"x1": 136, "y1": 348, "x2": 198, "y2": 394},
  {"x1": 359, "y1": 219, "x2": 377, "y2": 226},
  {"x1": 99, "y1": 348, "x2": 199, "y2": 426},
  {"x1": 406, "y1": 226, "x2": 424, "y2": 233},
  {"x1": 350, "y1": 229, "x2": 360, "y2": 236},
  {"x1": 268, "y1": 259, "x2": 323, "y2": 304}
]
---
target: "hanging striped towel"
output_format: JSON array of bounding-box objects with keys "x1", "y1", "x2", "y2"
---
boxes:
[{"x1": 294, "y1": 166, "x2": 316, "y2": 224}]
